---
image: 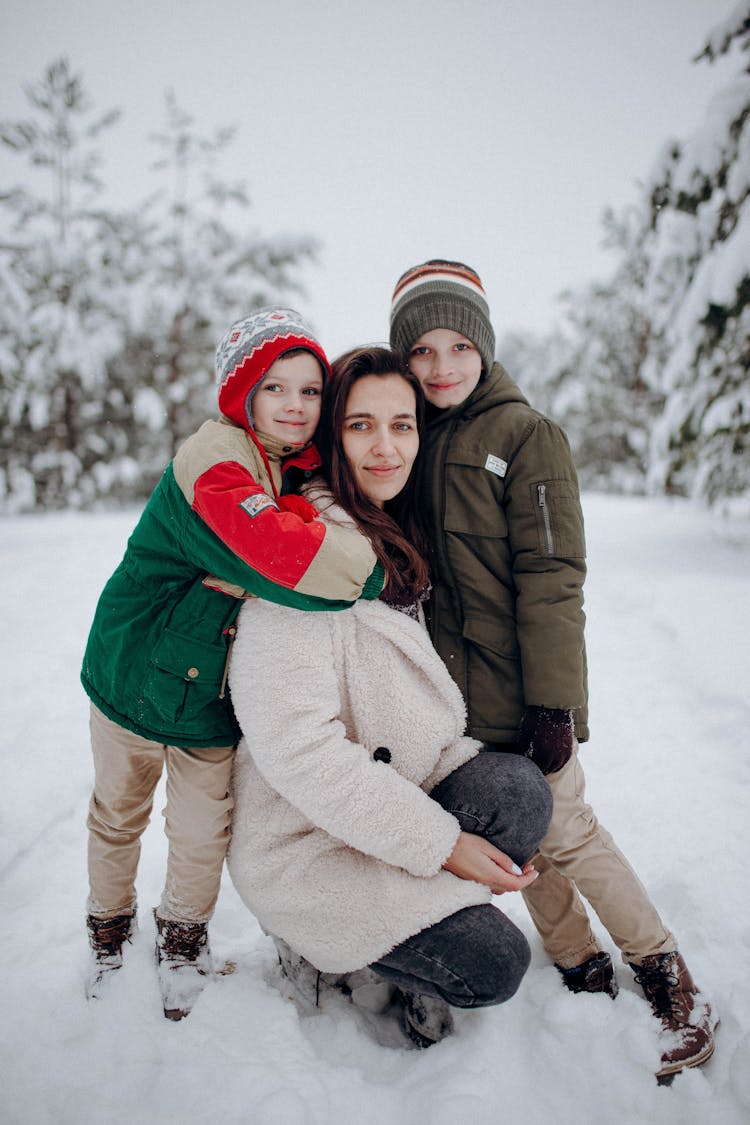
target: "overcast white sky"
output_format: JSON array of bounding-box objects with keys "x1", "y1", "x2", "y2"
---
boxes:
[{"x1": 1, "y1": 0, "x2": 739, "y2": 357}]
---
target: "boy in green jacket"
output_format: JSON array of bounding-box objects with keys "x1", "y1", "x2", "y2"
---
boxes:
[
  {"x1": 389, "y1": 260, "x2": 716, "y2": 1082},
  {"x1": 82, "y1": 307, "x2": 383, "y2": 1019}
]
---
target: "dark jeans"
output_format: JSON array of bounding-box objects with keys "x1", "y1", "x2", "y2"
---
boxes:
[{"x1": 371, "y1": 751, "x2": 553, "y2": 1008}]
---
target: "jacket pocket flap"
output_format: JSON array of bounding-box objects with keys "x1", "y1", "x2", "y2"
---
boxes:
[
  {"x1": 150, "y1": 628, "x2": 226, "y2": 683},
  {"x1": 462, "y1": 615, "x2": 519, "y2": 659},
  {"x1": 444, "y1": 456, "x2": 509, "y2": 536},
  {"x1": 444, "y1": 445, "x2": 513, "y2": 479}
]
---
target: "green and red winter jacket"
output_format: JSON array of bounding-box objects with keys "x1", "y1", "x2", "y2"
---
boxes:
[{"x1": 81, "y1": 418, "x2": 384, "y2": 748}]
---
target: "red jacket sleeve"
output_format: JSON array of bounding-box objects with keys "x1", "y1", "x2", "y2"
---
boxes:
[{"x1": 192, "y1": 460, "x2": 326, "y2": 589}]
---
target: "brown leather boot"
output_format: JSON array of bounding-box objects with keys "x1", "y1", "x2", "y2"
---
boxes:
[
  {"x1": 154, "y1": 912, "x2": 212, "y2": 1021},
  {"x1": 86, "y1": 911, "x2": 136, "y2": 999},
  {"x1": 630, "y1": 950, "x2": 717, "y2": 1081}
]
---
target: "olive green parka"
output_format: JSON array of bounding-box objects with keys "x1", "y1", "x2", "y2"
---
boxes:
[{"x1": 420, "y1": 362, "x2": 589, "y2": 744}]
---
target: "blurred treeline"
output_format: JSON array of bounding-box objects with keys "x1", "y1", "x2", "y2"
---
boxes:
[
  {"x1": 1, "y1": 9, "x2": 748, "y2": 513},
  {"x1": 500, "y1": 8, "x2": 749, "y2": 509},
  {"x1": 0, "y1": 61, "x2": 317, "y2": 510}
]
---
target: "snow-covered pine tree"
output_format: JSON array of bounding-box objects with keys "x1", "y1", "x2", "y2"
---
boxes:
[
  {"x1": 499, "y1": 206, "x2": 657, "y2": 495},
  {"x1": 1, "y1": 67, "x2": 321, "y2": 510},
  {"x1": 641, "y1": 2, "x2": 750, "y2": 504},
  {"x1": 128, "y1": 91, "x2": 320, "y2": 482},
  {"x1": 497, "y1": 326, "x2": 568, "y2": 422},
  {"x1": 0, "y1": 58, "x2": 136, "y2": 510},
  {"x1": 553, "y1": 207, "x2": 659, "y2": 494}
]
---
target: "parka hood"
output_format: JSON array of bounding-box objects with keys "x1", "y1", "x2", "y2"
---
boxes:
[{"x1": 426, "y1": 361, "x2": 531, "y2": 427}]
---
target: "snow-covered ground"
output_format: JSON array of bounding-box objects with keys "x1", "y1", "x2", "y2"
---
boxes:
[{"x1": 1, "y1": 494, "x2": 749, "y2": 1125}]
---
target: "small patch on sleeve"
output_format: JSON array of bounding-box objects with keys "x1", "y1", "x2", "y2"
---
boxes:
[
  {"x1": 484, "y1": 454, "x2": 508, "y2": 478},
  {"x1": 239, "y1": 493, "x2": 278, "y2": 519}
]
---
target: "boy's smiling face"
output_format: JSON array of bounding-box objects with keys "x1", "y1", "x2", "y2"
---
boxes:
[
  {"x1": 407, "y1": 328, "x2": 482, "y2": 408},
  {"x1": 252, "y1": 351, "x2": 323, "y2": 445}
]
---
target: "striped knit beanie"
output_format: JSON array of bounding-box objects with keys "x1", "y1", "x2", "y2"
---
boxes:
[
  {"x1": 215, "y1": 307, "x2": 330, "y2": 430},
  {"x1": 389, "y1": 260, "x2": 495, "y2": 375}
]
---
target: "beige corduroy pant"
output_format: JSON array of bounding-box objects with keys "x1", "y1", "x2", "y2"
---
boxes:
[
  {"x1": 521, "y1": 747, "x2": 676, "y2": 968},
  {"x1": 86, "y1": 703, "x2": 234, "y2": 923}
]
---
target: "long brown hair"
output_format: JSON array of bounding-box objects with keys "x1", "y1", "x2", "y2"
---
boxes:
[{"x1": 317, "y1": 346, "x2": 430, "y2": 604}]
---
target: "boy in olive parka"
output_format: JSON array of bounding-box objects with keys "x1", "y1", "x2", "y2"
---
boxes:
[{"x1": 389, "y1": 260, "x2": 716, "y2": 1082}]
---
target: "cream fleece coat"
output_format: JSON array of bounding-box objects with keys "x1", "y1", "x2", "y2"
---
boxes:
[{"x1": 227, "y1": 595, "x2": 492, "y2": 973}]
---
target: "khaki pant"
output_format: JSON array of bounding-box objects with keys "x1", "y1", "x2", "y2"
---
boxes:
[
  {"x1": 521, "y1": 747, "x2": 676, "y2": 968},
  {"x1": 86, "y1": 703, "x2": 234, "y2": 923}
]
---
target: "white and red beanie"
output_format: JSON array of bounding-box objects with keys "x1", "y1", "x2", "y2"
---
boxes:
[
  {"x1": 215, "y1": 306, "x2": 331, "y2": 430},
  {"x1": 389, "y1": 259, "x2": 496, "y2": 375}
]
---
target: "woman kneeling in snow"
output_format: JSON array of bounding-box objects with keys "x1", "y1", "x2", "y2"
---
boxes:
[{"x1": 226, "y1": 346, "x2": 553, "y2": 1047}]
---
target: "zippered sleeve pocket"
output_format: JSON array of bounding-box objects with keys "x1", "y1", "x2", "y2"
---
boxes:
[{"x1": 532, "y1": 480, "x2": 586, "y2": 558}]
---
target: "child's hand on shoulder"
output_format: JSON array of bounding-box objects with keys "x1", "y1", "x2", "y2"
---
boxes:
[{"x1": 277, "y1": 494, "x2": 318, "y2": 522}]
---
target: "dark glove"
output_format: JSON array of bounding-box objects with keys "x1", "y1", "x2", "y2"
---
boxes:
[{"x1": 518, "y1": 706, "x2": 575, "y2": 775}]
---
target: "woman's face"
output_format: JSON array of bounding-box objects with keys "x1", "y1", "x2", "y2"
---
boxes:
[{"x1": 341, "y1": 373, "x2": 419, "y2": 508}]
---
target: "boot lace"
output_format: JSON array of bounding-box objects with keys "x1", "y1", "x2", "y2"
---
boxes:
[
  {"x1": 632, "y1": 954, "x2": 681, "y2": 1020},
  {"x1": 157, "y1": 919, "x2": 207, "y2": 964},
  {"x1": 88, "y1": 914, "x2": 133, "y2": 955}
]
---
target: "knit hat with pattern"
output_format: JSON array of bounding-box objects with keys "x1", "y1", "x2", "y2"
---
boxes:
[
  {"x1": 215, "y1": 306, "x2": 330, "y2": 430},
  {"x1": 389, "y1": 260, "x2": 495, "y2": 375}
]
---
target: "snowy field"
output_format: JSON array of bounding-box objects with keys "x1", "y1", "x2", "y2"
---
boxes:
[{"x1": 1, "y1": 493, "x2": 749, "y2": 1125}]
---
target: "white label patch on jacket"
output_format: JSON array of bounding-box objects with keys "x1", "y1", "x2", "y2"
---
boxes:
[
  {"x1": 484, "y1": 454, "x2": 508, "y2": 478},
  {"x1": 239, "y1": 493, "x2": 278, "y2": 518}
]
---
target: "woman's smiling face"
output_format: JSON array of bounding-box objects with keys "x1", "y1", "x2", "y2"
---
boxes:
[{"x1": 341, "y1": 373, "x2": 419, "y2": 507}]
